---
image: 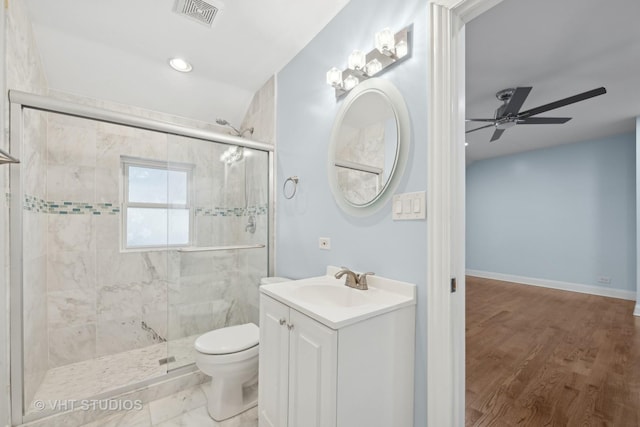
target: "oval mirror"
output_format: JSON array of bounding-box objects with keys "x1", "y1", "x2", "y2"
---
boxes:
[{"x1": 328, "y1": 78, "x2": 411, "y2": 216}]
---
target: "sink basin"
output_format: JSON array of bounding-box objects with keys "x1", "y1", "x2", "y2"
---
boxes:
[
  {"x1": 260, "y1": 266, "x2": 416, "y2": 329},
  {"x1": 290, "y1": 284, "x2": 370, "y2": 307}
]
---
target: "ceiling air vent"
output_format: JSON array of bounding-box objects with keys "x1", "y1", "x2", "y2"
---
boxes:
[{"x1": 174, "y1": 0, "x2": 224, "y2": 28}]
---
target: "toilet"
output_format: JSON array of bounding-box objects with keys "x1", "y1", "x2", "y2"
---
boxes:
[{"x1": 195, "y1": 276, "x2": 290, "y2": 421}]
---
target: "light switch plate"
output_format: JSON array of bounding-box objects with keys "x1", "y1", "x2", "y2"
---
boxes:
[{"x1": 392, "y1": 191, "x2": 426, "y2": 220}]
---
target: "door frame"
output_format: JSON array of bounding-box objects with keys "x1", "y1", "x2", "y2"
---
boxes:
[{"x1": 426, "y1": 1, "x2": 503, "y2": 425}]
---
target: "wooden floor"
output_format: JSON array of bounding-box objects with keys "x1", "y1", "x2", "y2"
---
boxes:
[{"x1": 466, "y1": 276, "x2": 640, "y2": 427}]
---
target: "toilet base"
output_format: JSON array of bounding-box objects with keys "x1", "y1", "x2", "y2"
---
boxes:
[{"x1": 203, "y1": 376, "x2": 258, "y2": 421}]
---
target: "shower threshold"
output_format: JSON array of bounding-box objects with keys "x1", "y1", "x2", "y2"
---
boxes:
[{"x1": 25, "y1": 334, "x2": 199, "y2": 417}]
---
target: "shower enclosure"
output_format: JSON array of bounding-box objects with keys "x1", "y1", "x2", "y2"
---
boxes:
[{"x1": 8, "y1": 91, "x2": 274, "y2": 425}]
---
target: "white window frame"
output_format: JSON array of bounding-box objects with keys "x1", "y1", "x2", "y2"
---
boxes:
[{"x1": 121, "y1": 156, "x2": 195, "y2": 251}]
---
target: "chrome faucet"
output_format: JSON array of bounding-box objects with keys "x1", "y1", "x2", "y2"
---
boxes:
[{"x1": 334, "y1": 267, "x2": 375, "y2": 290}]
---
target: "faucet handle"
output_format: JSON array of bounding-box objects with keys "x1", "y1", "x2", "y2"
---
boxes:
[{"x1": 357, "y1": 272, "x2": 375, "y2": 287}]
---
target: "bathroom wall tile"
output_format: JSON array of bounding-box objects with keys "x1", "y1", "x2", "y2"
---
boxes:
[
  {"x1": 95, "y1": 167, "x2": 120, "y2": 203},
  {"x1": 96, "y1": 317, "x2": 156, "y2": 356},
  {"x1": 142, "y1": 310, "x2": 168, "y2": 341},
  {"x1": 96, "y1": 250, "x2": 154, "y2": 287},
  {"x1": 174, "y1": 275, "x2": 227, "y2": 305},
  {"x1": 6, "y1": 0, "x2": 48, "y2": 95},
  {"x1": 48, "y1": 323, "x2": 97, "y2": 368},
  {"x1": 47, "y1": 118, "x2": 97, "y2": 167},
  {"x1": 48, "y1": 111, "x2": 99, "y2": 130},
  {"x1": 195, "y1": 174, "x2": 214, "y2": 209},
  {"x1": 97, "y1": 283, "x2": 142, "y2": 321},
  {"x1": 141, "y1": 280, "x2": 168, "y2": 316},
  {"x1": 96, "y1": 130, "x2": 167, "y2": 180},
  {"x1": 48, "y1": 288, "x2": 96, "y2": 328},
  {"x1": 23, "y1": 210, "x2": 47, "y2": 259},
  {"x1": 96, "y1": 132, "x2": 132, "y2": 171},
  {"x1": 148, "y1": 384, "x2": 207, "y2": 425},
  {"x1": 168, "y1": 299, "x2": 231, "y2": 340},
  {"x1": 46, "y1": 164, "x2": 95, "y2": 202},
  {"x1": 48, "y1": 214, "x2": 95, "y2": 253},
  {"x1": 47, "y1": 250, "x2": 96, "y2": 291},
  {"x1": 179, "y1": 252, "x2": 215, "y2": 277},
  {"x1": 23, "y1": 109, "x2": 48, "y2": 198},
  {"x1": 143, "y1": 251, "x2": 171, "y2": 283},
  {"x1": 240, "y1": 76, "x2": 275, "y2": 146},
  {"x1": 95, "y1": 214, "x2": 120, "y2": 252},
  {"x1": 194, "y1": 216, "x2": 214, "y2": 248}
]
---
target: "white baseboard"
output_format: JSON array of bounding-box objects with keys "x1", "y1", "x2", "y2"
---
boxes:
[
  {"x1": 634, "y1": 303, "x2": 640, "y2": 317},
  {"x1": 466, "y1": 269, "x2": 637, "y2": 301}
]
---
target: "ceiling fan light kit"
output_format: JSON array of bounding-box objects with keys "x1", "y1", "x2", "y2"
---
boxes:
[{"x1": 466, "y1": 86, "x2": 607, "y2": 142}]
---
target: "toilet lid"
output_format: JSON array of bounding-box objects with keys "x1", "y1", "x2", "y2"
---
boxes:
[{"x1": 195, "y1": 323, "x2": 259, "y2": 355}]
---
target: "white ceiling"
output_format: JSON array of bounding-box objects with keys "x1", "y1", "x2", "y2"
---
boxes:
[
  {"x1": 24, "y1": 0, "x2": 351, "y2": 127},
  {"x1": 465, "y1": 0, "x2": 640, "y2": 163}
]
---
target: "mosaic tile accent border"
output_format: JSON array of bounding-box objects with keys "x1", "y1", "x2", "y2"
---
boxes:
[
  {"x1": 24, "y1": 195, "x2": 267, "y2": 217},
  {"x1": 195, "y1": 205, "x2": 268, "y2": 217},
  {"x1": 24, "y1": 195, "x2": 120, "y2": 215}
]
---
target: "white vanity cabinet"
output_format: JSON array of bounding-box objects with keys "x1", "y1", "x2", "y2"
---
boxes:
[
  {"x1": 259, "y1": 295, "x2": 337, "y2": 427},
  {"x1": 258, "y1": 271, "x2": 416, "y2": 427}
]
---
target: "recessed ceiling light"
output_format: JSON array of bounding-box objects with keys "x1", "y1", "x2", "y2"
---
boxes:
[{"x1": 169, "y1": 57, "x2": 193, "y2": 73}]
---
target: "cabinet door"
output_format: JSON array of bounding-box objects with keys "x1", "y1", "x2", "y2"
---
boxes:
[
  {"x1": 287, "y1": 309, "x2": 337, "y2": 427},
  {"x1": 259, "y1": 296, "x2": 290, "y2": 427}
]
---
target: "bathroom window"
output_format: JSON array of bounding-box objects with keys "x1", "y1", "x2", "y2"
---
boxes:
[{"x1": 122, "y1": 157, "x2": 194, "y2": 249}]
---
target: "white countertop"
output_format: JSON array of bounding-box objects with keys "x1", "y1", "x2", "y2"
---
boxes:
[{"x1": 260, "y1": 266, "x2": 416, "y2": 329}]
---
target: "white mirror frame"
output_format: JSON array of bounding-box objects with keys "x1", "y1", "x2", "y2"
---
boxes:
[{"x1": 328, "y1": 78, "x2": 411, "y2": 217}]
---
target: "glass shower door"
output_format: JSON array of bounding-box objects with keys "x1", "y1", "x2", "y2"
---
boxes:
[{"x1": 166, "y1": 136, "x2": 270, "y2": 370}]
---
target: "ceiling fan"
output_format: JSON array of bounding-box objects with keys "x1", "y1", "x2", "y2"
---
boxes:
[{"x1": 466, "y1": 86, "x2": 607, "y2": 142}]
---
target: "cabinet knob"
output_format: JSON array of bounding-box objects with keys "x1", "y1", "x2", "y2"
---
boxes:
[
  {"x1": 287, "y1": 324, "x2": 294, "y2": 330},
  {"x1": 279, "y1": 318, "x2": 286, "y2": 326}
]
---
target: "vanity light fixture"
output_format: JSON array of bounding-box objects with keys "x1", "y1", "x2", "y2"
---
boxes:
[
  {"x1": 325, "y1": 24, "x2": 413, "y2": 99},
  {"x1": 347, "y1": 50, "x2": 366, "y2": 71},
  {"x1": 375, "y1": 28, "x2": 395, "y2": 55},
  {"x1": 326, "y1": 67, "x2": 343, "y2": 88},
  {"x1": 169, "y1": 57, "x2": 193, "y2": 73}
]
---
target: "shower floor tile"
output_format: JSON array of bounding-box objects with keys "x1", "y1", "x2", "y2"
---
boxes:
[{"x1": 27, "y1": 335, "x2": 199, "y2": 416}]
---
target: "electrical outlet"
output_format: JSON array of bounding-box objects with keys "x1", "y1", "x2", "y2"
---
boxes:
[
  {"x1": 597, "y1": 275, "x2": 611, "y2": 285},
  {"x1": 319, "y1": 237, "x2": 331, "y2": 250}
]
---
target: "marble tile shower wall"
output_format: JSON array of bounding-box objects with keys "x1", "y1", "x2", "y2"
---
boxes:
[{"x1": 40, "y1": 113, "x2": 268, "y2": 369}]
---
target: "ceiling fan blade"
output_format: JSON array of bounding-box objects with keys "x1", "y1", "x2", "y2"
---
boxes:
[
  {"x1": 518, "y1": 87, "x2": 606, "y2": 118},
  {"x1": 465, "y1": 124, "x2": 494, "y2": 134},
  {"x1": 490, "y1": 129, "x2": 505, "y2": 142},
  {"x1": 466, "y1": 118, "x2": 497, "y2": 122},
  {"x1": 517, "y1": 117, "x2": 572, "y2": 124},
  {"x1": 501, "y1": 86, "x2": 532, "y2": 116}
]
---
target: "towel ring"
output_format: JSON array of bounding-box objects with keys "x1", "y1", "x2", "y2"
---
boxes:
[{"x1": 283, "y1": 176, "x2": 299, "y2": 199}]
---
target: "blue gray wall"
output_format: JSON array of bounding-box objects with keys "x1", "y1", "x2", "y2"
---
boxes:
[
  {"x1": 467, "y1": 133, "x2": 636, "y2": 292},
  {"x1": 275, "y1": 0, "x2": 428, "y2": 425}
]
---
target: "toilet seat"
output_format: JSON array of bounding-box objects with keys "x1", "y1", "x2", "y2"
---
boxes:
[{"x1": 195, "y1": 323, "x2": 259, "y2": 355}]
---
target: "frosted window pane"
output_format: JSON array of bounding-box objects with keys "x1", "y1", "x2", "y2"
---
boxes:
[
  {"x1": 127, "y1": 208, "x2": 189, "y2": 247},
  {"x1": 128, "y1": 167, "x2": 169, "y2": 204},
  {"x1": 167, "y1": 170, "x2": 188, "y2": 205},
  {"x1": 168, "y1": 209, "x2": 189, "y2": 245}
]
